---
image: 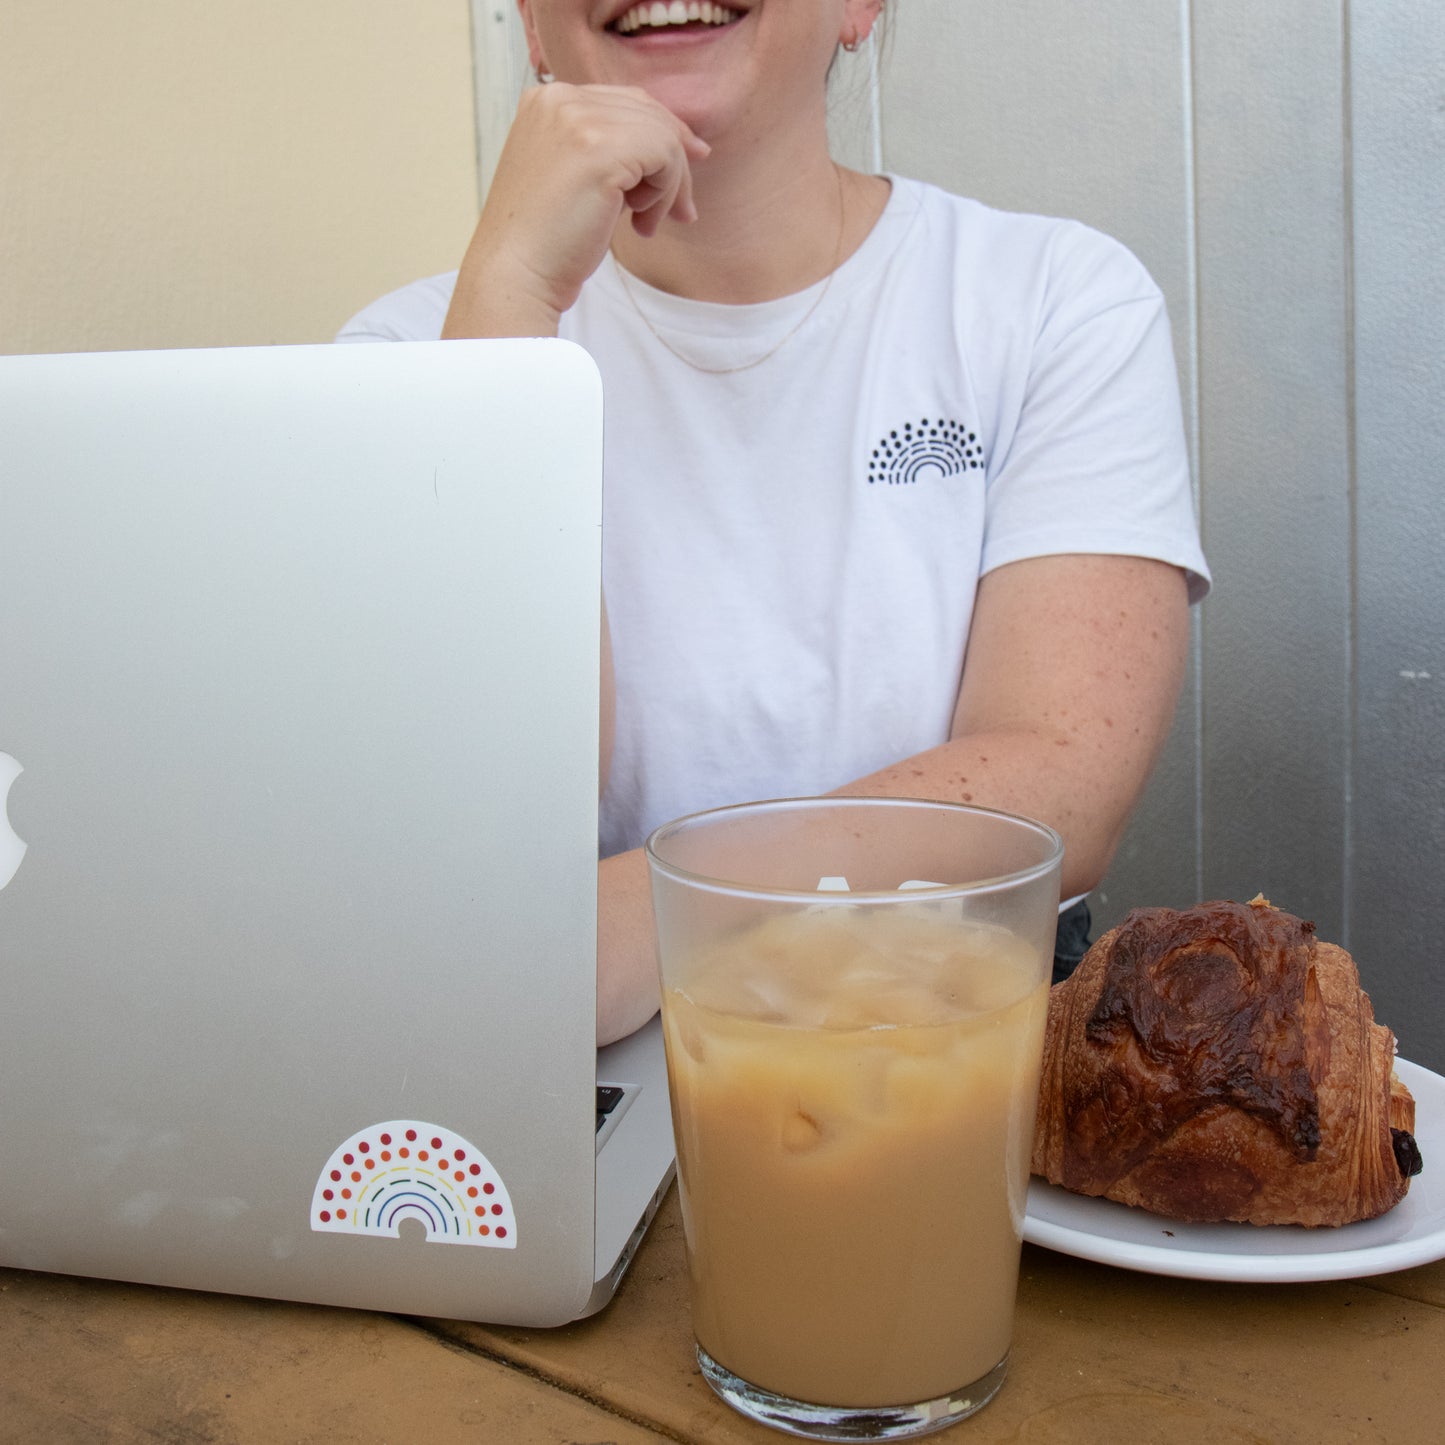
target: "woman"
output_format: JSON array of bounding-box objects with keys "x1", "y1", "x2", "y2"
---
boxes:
[{"x1": 340, "y1": 0, "x2": 1210, "y2": 1042}]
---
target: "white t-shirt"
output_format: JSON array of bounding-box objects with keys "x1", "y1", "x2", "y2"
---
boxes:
[{"x1": 339, "y1": 176, "x2": 1210, "y2": 857}]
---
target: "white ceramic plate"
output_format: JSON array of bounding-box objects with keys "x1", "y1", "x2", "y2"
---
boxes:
[{"x1": 1022, "y1": 1057, "x2": 1445, "y2": 1282}]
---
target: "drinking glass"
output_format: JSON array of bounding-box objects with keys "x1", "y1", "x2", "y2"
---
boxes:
[{"x1": 645, "y1": 797, "x2": 1063, "y2": 1440}]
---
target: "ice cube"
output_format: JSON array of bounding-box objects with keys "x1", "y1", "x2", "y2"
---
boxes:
[
  {"x1": 726, "y1": 973, "x2": 793, "y2": 1023},
  {"x1": 852, "y1": 981, "x2": 956, "y2": 1029},
  {"x1": 780, "y1": 1108, "x2": 828, "y2": 1154},
  {"x1": 667, "y1": 999, "x2": 708, "y2": 1064}
]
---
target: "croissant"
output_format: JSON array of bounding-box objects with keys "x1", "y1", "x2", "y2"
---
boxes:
[{"x1": 1030, "y1": 896, "x2": 1423, "y2": 1226}]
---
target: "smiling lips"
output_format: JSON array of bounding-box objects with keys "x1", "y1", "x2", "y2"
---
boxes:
[{"x1": 612, "y1": 2, "x2": 743, "y2": 35}]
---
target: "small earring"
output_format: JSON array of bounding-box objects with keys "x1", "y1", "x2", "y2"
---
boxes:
[
  {"x1": 841, "y1": 32, "x2": 861, "y2": 53},
  {"x1": 535, "y1": 66, "x2": 555, "y2": 84}
]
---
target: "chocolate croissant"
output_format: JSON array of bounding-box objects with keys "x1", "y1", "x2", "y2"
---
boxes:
[{"x1": 1030, "y1": 897, "x2": 1422, "y2": 1226}]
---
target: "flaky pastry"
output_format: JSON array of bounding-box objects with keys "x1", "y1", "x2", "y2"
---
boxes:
[{"x1": 1030, "y1": 897, "x2": 1422, "y2": 1226}]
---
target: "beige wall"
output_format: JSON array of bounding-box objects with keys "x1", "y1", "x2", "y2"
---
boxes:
[{"x1": 2, "y1": 1, "x2": 480, "y2": 354}]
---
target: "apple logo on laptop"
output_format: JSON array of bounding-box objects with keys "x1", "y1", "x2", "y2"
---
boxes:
[{"x1": 0, "y1": 754, "x2": 27, "y2": 890}]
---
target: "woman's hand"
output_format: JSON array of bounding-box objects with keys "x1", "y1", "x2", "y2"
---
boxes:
[{"x1": 443, "y1": 83, "x2": 710, "y2": 340}]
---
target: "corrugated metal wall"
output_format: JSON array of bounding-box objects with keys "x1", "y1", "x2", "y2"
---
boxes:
[
  {"x1": 476, "y1": 2, "x2": 1444, "y2": 1070},
  {"x1": 1346, "y1": 4, "x2": 1445, "y2": 1073}
]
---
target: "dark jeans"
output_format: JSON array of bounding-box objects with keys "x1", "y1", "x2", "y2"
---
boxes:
[{"x1": 1052, "y1": 898, "x2": 1093, "y2": 985}]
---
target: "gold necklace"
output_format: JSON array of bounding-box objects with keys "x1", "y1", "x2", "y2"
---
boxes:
[{"x1": 611, "y1": 165, "x2": 847, "y2": 376}]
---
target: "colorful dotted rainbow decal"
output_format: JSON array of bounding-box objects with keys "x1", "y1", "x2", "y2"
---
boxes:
[{"x1": 310, "y1": 1120, "x2": 516, "y2": 1248}]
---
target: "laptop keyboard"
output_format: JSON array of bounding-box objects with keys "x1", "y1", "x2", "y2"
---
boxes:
[{"x1": 596, "y1": 1085, "x2": 625, "y2": 1134}]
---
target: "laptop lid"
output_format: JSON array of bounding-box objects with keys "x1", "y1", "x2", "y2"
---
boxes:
[{"x1": 0, "y1": 339, "x2": 657, "y2": 1325}]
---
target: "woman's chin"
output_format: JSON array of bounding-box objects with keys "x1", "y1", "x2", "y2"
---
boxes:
[{"x1": 630, "y1": 78, "x2": 727, "y2": 143}]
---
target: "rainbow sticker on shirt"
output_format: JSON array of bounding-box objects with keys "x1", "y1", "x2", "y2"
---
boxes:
[{"x1": 310, "y1": 1120, "x2": 516, "y2": 1248}]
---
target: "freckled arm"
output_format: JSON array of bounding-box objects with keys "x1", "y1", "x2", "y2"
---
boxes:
[
  {"x1": 597, "y1": 552, "x2": 1190, "y2": 1045},
  {"x1": 834, "y1": 553, "x2": 1191, "y2": 901}
]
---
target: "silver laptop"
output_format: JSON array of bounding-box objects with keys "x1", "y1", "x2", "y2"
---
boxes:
[{"x1": 0, "y1": 339, "x2": 674, "y2": 1325}]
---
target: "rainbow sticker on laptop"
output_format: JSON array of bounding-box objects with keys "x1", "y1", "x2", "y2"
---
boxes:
[{"x1": 310, "y1": 1120, "x2": 516, "y2": 1248}]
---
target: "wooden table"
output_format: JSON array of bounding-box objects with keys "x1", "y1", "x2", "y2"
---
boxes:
[{"x1": 4, "y1": 1185, "x2": 1443, "y2": 1443}]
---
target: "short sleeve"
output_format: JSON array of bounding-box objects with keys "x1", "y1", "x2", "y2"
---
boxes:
[
  {"x1": 979, "y1": 228, "x2": 1210, "y2": 603},
  {"x1": 334, "y1": 272, "x2": 458, "y2": 344}
]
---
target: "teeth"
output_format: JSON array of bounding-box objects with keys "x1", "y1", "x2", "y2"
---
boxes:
[{"x1": 614, "y1": 2, "x2": 741, "y2": 34}]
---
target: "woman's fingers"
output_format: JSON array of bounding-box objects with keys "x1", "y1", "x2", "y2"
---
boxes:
[
  {"x1": 595, "y1": 90, "x2": 706, "y2": 234},
  {"x1": 623, "y1": 172, "x2": 694, "y2": 237},
  {"x1": 444, "y1": 84, "x2": 707, "y2": 336},
  {"x1": 627, "y1": 124, "x2": 709, "y2": 233}
]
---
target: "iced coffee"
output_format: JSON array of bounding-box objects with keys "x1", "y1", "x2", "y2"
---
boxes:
[
  {"x1": 663, "y1": 907, "x2": 1047, "y2": 1407},
  {"x1": 646, "y1": 798, "x2": 1062, "y2": 1440}
]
